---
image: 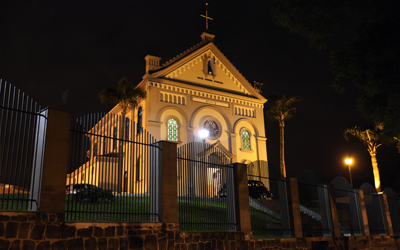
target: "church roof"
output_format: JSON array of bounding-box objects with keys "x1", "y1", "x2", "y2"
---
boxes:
[{"x1": 147, "y1": 34, "x2": 267, "y2": 103}]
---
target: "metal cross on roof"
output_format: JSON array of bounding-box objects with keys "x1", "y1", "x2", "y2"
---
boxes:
[{"x1": 200, "y1": 3, "x2": 213, "y2": 30}]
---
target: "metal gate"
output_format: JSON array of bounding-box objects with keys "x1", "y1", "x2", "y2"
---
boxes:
[
  {"x1": 247, "y1": 161, "x2": 291, "y2": 238},
  {"x1": 65, "y1": 113, "x2": 161, "y2": 222},
  {"x1": 177, "y1": 141, "x2": 235, "y2": 231},
  {"x1": 0, "y1": 80, "x2": 47, "y2": 211}
]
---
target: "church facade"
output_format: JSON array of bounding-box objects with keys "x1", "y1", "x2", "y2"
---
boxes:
[
  {"x1": 67, "y1": 32, "x2": 269, "y2": 194},
  {"x1": 136, "y1": 32, "x2": 268, "y2": 164}
]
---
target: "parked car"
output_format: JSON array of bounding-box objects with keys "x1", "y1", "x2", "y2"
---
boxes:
[
  {"x1": 66, "y1": 184, "x2": 95, "y2": 194},
  {"x1": 218, "y1": 184, "x2": 227, "y2": 198},
  {"x1": 218, "y1": 180, "x2": 272, "y2": 199},
  {"x1": 248, "y1": 180, "x2": 272, "y2": 199},
  {"x1": 66, "y1": 184, "x2": 114, "y2": 202}
]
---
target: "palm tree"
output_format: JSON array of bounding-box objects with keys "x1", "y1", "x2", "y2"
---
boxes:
[
  {"x1": 266, "y1": 95, "x2": 302, "y2": 178},
  {"x1": 343, "y1": 123, "x2": 383, "y2": 192},
  {"x1": 99, "y1": 77, "x2": 147, "y2": 192}
]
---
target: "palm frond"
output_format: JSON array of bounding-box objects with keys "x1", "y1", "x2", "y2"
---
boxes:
[
  {"x1": 266, "y1": 95, "x2": 302, "y2": 122},
  {"x1": 99, "y1": 77, "x2": 147, "y2": 114}
]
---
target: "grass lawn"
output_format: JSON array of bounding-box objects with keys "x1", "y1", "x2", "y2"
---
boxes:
[
  {"x1": 65, "y1": 194, "x2": 154, "y2": 222},
  {"x1": 178, "y1": 198, "x2": 233, "y2": 231},
  {"x1": 0, "y1": 194, "x2": 32, "y2": 211},
  {"x1": 250, "y1": 207, "x2": 284, "y2": 238}
]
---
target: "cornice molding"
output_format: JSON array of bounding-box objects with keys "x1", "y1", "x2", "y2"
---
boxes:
[{"x1": 148, "y1": 81, "x2": 264, "y2": 108}]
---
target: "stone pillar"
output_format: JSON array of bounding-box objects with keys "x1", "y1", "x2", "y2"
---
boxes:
[
  {"x1": 328, "y1": 184, "x2": 341, "y2": 237},
  {"x1": 358, "y1": 189, "x2": 370, "y2": 236},
  {"x1": 155, "y1": 141, "x2": 178, "y2": 223},
  {"x1": 38, "y1": 109, "x2": 71, "y2": 213},
  {"x1": 380, "y1": 193, "x2": 394, "y2": 236},
  {"x1": 233, "y1": 163, "x2": 251, "y2": 232},
  {"x1": 286, "y1": 177, "x2": 303, "y2": 238}
]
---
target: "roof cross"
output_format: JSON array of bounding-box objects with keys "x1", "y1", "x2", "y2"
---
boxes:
[{"x1": 200, "y1": 3, "x2": 213, "y2": 30}]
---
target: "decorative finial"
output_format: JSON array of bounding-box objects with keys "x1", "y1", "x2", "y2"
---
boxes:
[
  {"x1": 200, "y1": 3, "x2": 213, "y2": 30},
  {"x1": 253, "y1": 81, "x2": 264, "y2": 94}
]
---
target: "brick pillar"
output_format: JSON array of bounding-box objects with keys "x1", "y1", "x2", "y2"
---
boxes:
[
  {"x1": 358, "y1": 189, "x2": 370, "y2": 236},
  {"x1": 380, "y1": 193, "x2": 394, "y2": 235},
  {"x1": 38, "y1": 109, "x2": 71, "y2": 213},
  {"x1": 233, "y1": 163, "x2": 251, "y2": 232},
  {"x1": 156, "y1": 141, "x2": 178, "y2": 223},
  {"x1": 286, "y1": 177, "x2": 303, "y2": 237},
  {"x1": 328, "y1": 184, "x2": 341, "y2": 237}
]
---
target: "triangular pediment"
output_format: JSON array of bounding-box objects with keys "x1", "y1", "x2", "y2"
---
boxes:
[{"x1": 151, "y1": 41, "x2": 266, "y2": 102}]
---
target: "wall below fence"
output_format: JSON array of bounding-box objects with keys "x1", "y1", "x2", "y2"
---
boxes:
[{"x1": 0, "y1": 212, "x2": 399, "y2": 250}]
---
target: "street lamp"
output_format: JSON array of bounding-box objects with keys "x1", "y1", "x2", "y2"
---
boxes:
[
  {"x1": 198, "y1": 129, "x2": 209, "y2": 142},
  {"x1": 345, "y1": 158, "x2": 353, "y2": 187},
  {"x1": 198, "y1": 129, "x2": 209, "y2": 209}
]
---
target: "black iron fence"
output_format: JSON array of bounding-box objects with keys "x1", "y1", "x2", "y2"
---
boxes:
[
  {"x1": 248, "y1": 174, "x2": 291, "y2": 238},
  {"x1": 332, "y1": 187, "x2": 363, "y2": 236},
  {"x1": 0, "y1": 80, "x2": 47, "y2": 211},
  {"x1": 297, "y1": 182, "x2": 333, "y2": 237},
  {"x1": 65, "y1": 113, "x2": 161, "y2": 222},
  {"x1": 177, "y1": 141, "x2": 235, "y2": 231}
]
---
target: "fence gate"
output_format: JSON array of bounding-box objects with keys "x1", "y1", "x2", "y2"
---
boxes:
[
  {"x1": 0, "y1": 80, "x2": 47, "y2": 211},
  {"x1": 247, "y1": 161, "x2": 291, "y2": 238},
  {"x1": 177, "y1": 141, "x2": 235, "y2": 231},
  {"x1": 65, "y1": 113, "x2": 162, "y2": 222}
]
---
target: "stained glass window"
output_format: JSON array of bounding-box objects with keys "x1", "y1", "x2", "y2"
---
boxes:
[
  {"x1": 113, "y1": 126, "x2": 117, "y2": 150},
  {"x1": 125, "y1": 118, "x2": 130, "y2": 140},
  {"x1": 204, "y1": 120, "x2": 219, "y2": 138},
  {"x1": 242, "y1": 130, "x2": 250, "y2": 150},
  {"x1": 137, "y1": 107, "x2": 143, "y2": 134},
  {"x1": 168, "y1": 118, "x2": 178, "y2": 141}
]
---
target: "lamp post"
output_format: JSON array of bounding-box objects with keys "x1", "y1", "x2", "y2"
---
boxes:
[
  {"x1": 198, "y1": 129, "x2": 209, "y2": 209},
  {"x1": 345, "y1": 158, "x2": 353, "y2": 187}
]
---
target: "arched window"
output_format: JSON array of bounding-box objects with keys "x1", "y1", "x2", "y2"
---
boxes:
[
  {"x1": 207, "y1": 59, "x2": 214, "y2": 75},
  {"x1": 242, "y1": 130, "x2": 251, "y2": 150},
  {"x1": 137, "y1": 107, "x2": 143, "y2": 134},
  {"x1": 168, "y1": 118, "x2": 178, "y2": 141}
]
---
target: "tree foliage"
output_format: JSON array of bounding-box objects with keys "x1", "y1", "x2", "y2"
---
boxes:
[
  {"x1": 99, "y1": 77, "x2": 147, "y2": 117},
  {"x1": 267, "y1": 95, "x2": 302, "y2": 177},
  {"x1": 343, "y1": 123, "x2": 383, "y2": 191},
  {"x1": 272, "y1": 0, "x2": 400, "y2": 140},
  {"x1": 266, "y1": 95, "x2": 302, "y2": 125}
]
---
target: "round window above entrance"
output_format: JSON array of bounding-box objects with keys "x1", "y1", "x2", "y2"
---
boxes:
[{"x1": 204, "y1": 119, "x2": 220, "y2": 139}]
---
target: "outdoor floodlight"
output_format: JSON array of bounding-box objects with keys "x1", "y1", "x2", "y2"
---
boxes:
[{"x1": 198, "y1": 129, "x2": 209, "y2": 142}]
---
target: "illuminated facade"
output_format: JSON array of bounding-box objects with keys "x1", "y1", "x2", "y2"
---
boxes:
[
  {"x1": 141, "y1": 32, "x2": 268, "y2": 164},
  {"x1": 68, "y1": 32, "x2": 269, "y2": 192}
]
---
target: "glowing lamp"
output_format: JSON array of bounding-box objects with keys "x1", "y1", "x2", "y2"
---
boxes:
[
  {"x1": 198, "y1": 129, "x2": 209, "y2": 142},
  {"x1": 345, "y1": 159, "x2": 353, "y2": 165},
  {"x1": 345, "y1": 158, "x2": 354, "y2": 187}
]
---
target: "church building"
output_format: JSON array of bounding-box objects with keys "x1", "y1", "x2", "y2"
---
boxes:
[{"x1": 67, "y1": 29, "x2": 269, "y2": 194}]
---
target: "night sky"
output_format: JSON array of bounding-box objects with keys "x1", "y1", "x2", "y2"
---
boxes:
[{"x1": 1, "y1": 1, "x2": 399, "y2": 189}]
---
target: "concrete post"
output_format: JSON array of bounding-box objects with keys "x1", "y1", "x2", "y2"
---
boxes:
[
  {"x1": 286, "y1": 177, "x2": 303, "y2": 237},
  {"x1": 38, "y1": 109, "x2": 71, "y2": 213},
  {"x1": 233, "y1": 163, "x2": 251, "y2": 232},
  {"x1": 328, "y1": 184, "x2": 341, "y2": 237},
  {"x1": 358, "y1": 189, "x2": 370, "y2": 236},
  {"x1": 380, "y1": 193, "x2": 394, "y2": 236},
  {"x1": 157, "y1": 141, "x2": 178, "y2": 223}
]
